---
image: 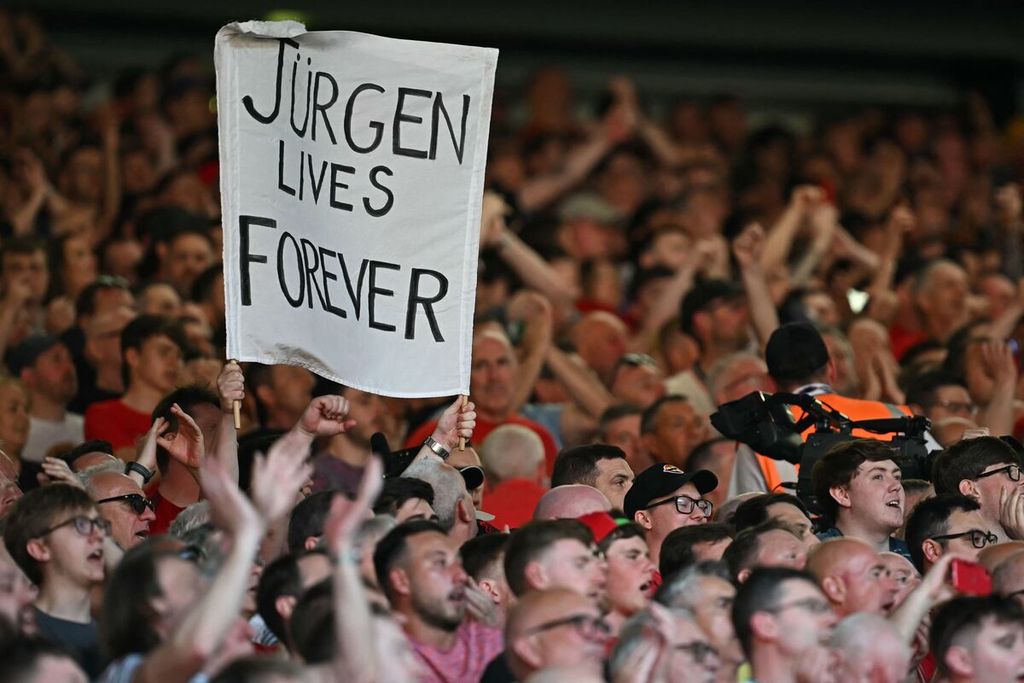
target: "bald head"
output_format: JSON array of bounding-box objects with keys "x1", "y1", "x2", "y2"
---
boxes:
[
  {"x1": 85, "y1": 471, "x2": 154, "y2": 549},
  {"x1": 534, "y1": 485, "x2": 611, "y2": 521},
  {"x1": 979, "y1": 541, "x2": 1024, "y2": 573},
  {"x1": 571, "y1": 312, "x2": 628, "y2": 382},
  {"x1": 993, "y1": 550, "x2": 1024, "y2": 602},
  {"x1": 808, "y1": 539, "x2": 896, "y2": 616},
  {"x1": 482, "y1": 424, "x2": 545, "y2": 485}
]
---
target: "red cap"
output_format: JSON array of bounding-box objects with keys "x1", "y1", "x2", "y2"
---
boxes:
[{"x1": 577, "y1": 511, "x2": 620, "y2": 543}]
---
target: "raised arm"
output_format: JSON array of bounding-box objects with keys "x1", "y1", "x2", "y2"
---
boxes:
[
  {"x1": 732, "y1": 222, "x2": 780, "y2": 353},
  {"x1": 414, "y1": 396, "x2": 477, "y2": 463},
  {"x1": 761, "y1": 185, "x2": 821, "y2": 275},
  {"x1": 517, "y1": 127, "x2": 615, "y2": 212},
  {"x1": 506, "y1": 292, "x2": 554, "y2": 415},
  {"x1": 214, "y1": 361, "x2": 245, "y2": 485},
  {"x1": 326, "y1": 455, "x2": 384, "y2": 683}
]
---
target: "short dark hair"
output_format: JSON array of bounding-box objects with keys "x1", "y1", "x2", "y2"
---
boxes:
[
  {"x1": 373, "y1": 477, "x2": 435, "y2": 517},
  {"x1": 904, "y1": 494, "x2": 980, "y2": 572},
  {"x1": 811, "y1": 439, "x2": 902, "y2": 527},
  {"x1": 256, "y1": 549, "x2": 328, "y2": 644},
  {"x1": 460, "y1": 533, "x2": 510, "y2": 581},
  {"x1": 0, "y1": 634, "x2": 80, "y2": 682},
  {"x1": 3, "y1": 484, "x2": 96, "y2": 586},
  {"x1": 151, "y1": 385, "x2": 221, "y2": 473},
  {"x1": 373, "y1": 520, "x2": 448, "y2": 602},
  {"x1": 121, "y1": 314, "x2": 187, "y2": 387},
  {"x1": 101, "y1": 539, "x2": 186, "y2": 660},
  {"x1": 902, "y1": 478, "x2": 932, "y2": 497},
  {"x1": 190, "y1": 263, "x2": 222, "y2": 304},
  {"x1": 930, "y1": 596, "x2": 1024, "y2": 679},
  {"x1": 287, "y1": 491, "x2": 340, "y2": 554},
  {"x1": 551, "y1": 443, "x2": 627, "y2": 488},
  {"x1": 732, "y1": 567, "x2": 819, "y2": 659},
  {"x1": 722, "y1": 520, "x2": 795, "y2": 581},
  {"x1": 731, "y1": 493, "x2": 810, "y2": 533},
  {"x1": 597, "y1": 404, "x2": 643, "y2": 439},
  {"x1": 659, "y1": 522, "x2": 735, "y2": 577},
  {"x1": 932, "y1": 436, "x2": 1020, "y2": 496},
  {"x1": 905, "y1": 370, "x2": 967, "y2": 409},
  {"x1": 641, "y1": 395, "x2": 687, "y2": 435},
  {"x1": 60, "y1": 439, "x2": 115, "y2": 468},
  {"x1": 0, "y1": 236, "x2": 45, "y2": 270},
  {"x1": 288, "y1": 578, "x2": 333, "y2": 664},
  {"x1": 75, "y1": 276, "x2": 131, "y2": 318},
  {"x1": 598, "y1": 521, "x2": 645, "y2": 554},
  {"x1": 503, "y1": 519, "x2": 594, "y2": 596}
]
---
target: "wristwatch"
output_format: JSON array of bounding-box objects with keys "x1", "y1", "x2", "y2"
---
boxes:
[
  {"x1": 125, "y1": 461, "x2": 155, "y2": 485},
  {"x1": 423, "y1": 436, "x2": 451, "y2": 461}
]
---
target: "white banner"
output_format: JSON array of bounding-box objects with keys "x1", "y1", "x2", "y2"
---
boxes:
[{"x1": 215, "y1": 21, "x2": 497, "y2": 397}]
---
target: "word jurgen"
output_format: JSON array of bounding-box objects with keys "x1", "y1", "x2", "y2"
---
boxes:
[{"x1": 243, "y1": 38, "x2": 471, "y2": 164}]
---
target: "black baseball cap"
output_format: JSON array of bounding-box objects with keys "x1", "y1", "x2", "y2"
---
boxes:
[
  {"x1": 680, "y1": 279, "x2": 745, "y2": 335},
  {"x1": 623, "y1": 464, "x2": 719, "y2": 519},
  {"x1": 765, "y1": 322, "x2": 830, "y2": 382}
]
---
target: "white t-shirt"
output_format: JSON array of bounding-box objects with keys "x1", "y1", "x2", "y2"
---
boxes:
[{"x1": 22, "y1": 413, "x2": 84, "y2": 462}]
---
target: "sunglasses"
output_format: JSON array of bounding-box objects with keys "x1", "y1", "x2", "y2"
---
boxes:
[
  {"x1": 38, "y1": 515, "x2": 112, "y2": 538},
  {"x1": 96, "y1": 493, "x2": 156, "y2": 516}
]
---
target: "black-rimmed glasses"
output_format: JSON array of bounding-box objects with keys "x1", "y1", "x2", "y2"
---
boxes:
[
  {"x1": 930, "y1": 529, "x2": 999, "y2": 549},
  {"x1": 524, "y1": 613, "x2": 611, "y2": 641},
  {"x1": 644, "y1": 494, "x2": 713, "y2": 518},
  {"x1": 38, "y1": 515, "x2": 111, "y2": 538},
  {"x1": 975, "y1": 464, "x2": 1021, "y2": 483},
  {"x1": 96, "y1": 493, "x2": 155, "y2": 515}
]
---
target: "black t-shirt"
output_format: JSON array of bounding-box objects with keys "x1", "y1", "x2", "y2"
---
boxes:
[
  {"x1": 33, "y1": 605, "x2": 103, "y2": 677},
  {"x1": 479, "y1": 651, "x2": 516, "y2": 683}
]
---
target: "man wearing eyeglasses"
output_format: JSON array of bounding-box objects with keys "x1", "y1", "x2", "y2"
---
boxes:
[
  {"x1": 932, "y1": 436, "x2": 1024, "y2": 542},
  {"x1": 905, "y1": 494, "x2": 999, "y2": 573},
  {"x1": 624, "y1": 463, "x2": 718, "y2": 567},
  {"x1": 84, "y1": 470, "x2": 155, "y2": 550},
  {"x1": 3, "y1": 484, "x2": 111, "y2": 678},
  {"x1": 732, "y1": 567, "x2": 838, "y2": 683},
  {"x1": 502, "y1": 588, "x2": 610, "y2": 682}
]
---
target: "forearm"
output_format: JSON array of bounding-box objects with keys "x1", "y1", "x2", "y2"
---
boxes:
[
  {"x1": 980, "y1": 381, "x2": 1016, "y2": 436},
  {"x1": 494, "y1": 230, "x2": 580, "y2": 309},
  {"x1": 97, "y1": 131, "x2": 122, "y2": 239},
  {"x1": 761, "y1": 204, "x2": 804, "y2": 273},
  {"x1": 740, "y1": 265, "x2": 780, "y2": 352},
  {"x1": 509, "y1": 338, "x2": 549, "y2": 415},
  {"x1": 518, "y1": 133, "x2": 612, "y2": 212},
  {"x1": 637, "y1": 118, "x2": 681, "y2": 168},
  {"x1": 544, "y1": 345, "x2": 614, "y2": 417},
  {"x1": 640, "y1": 264, "x2": 698, "y2": 337},
  {"x1": 216, "y1": 412, "x2": 240, "y2": 486},
  {"x1": 989, "y1": 301, "x2": 1024, "y2": 342},
  {"x1": 332, "y1": 542, "x2": 376, "y2": 683}
]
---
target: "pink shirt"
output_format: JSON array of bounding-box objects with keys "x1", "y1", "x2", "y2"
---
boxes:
[{"x1": 410, "y1": 620, "x2": 504, "y2": 683}]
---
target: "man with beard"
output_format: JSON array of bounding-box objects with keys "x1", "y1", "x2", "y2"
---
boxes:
[
  {"x1": 374, "y1": 520, "x2": 502, "y2": 683},
  {"x1": 11, "y1": 335, "x2": 82, "y2": 466}
]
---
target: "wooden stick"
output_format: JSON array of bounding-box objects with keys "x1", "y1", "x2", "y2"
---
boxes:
[
  {"x1": 458, "y1": 394, "x2": 467, "y2": 451},
  {"x1": 229, "y1": 359, "x2": 242, "y2": 430}
]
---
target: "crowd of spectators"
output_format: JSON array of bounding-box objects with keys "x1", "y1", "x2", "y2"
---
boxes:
[{"x1": 2, "y1": 8, "x2": 1024, "y2": 683}]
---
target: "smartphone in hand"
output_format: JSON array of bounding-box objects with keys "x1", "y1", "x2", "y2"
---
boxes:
[{"x1": 950, "y1": 559, "x2": 993, "y2": 596}]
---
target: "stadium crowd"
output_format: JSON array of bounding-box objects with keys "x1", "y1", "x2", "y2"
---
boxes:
[{"x1": 2, "y1": 8, "x2": 1024, "y2": 683}]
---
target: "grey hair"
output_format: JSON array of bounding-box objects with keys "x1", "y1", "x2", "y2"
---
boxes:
[
  {"x1": 401, "y1": 459, "x2": 468, "y2": 532},
  {"x1": 170, "y1": 501, "x2": 211, "y2": 538},
  {"x1": 830, "y1": 612, "x2": 908, "y2": 658},
  {"x1": 655, "y1": 560, "x2": 732, "y2": 609},
  {"x1": 78, "y1": 461, "x2": 125, "y2": 495},
  {"x1": 355, "y1": 514, "x2": 397, "y2": 548},
  {"x1": 609, "y1": 607, "x2": 696, "y2": 677}
]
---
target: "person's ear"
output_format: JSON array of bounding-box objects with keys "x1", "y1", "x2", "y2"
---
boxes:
[
  {"x1": 944, "y1": 645, "x2": 974, "y2": 677},
  {"x1": 25, "y1": 538, "x2": 50, "y2": 563},
  {"x1": 124, "y1": 346, "x2": 140, "y2": 373},
  {"x1": 524, "y1": 561, "x2": 547, "y2": 592},
  {"x1": 692, "y1": 311, "x2": 712, "y2": 340},
  {"x1": 388, "y1": 566, "x2": 412, "y2": 598},
  {"x1": 958, "y1": 479, "x2": 979, "y2": 500},
  {"x1": 511, "y1": 636, "x2": 543, "y2": 670},
  {"x1": 254, "y1": 384, "x2": 276, "y2": 410},
  {"x1": 303, "y1": 536, "x2": 320, "y2": 552},
  {"x1": 456, "y1": 498, "x2": 473, "y2": 525},
  {"x1": 477, "y1": 578, "x2": 502, "y2": 604},
  {"x1": 633, "y1": 509, "x2": 653, "y2": 531},
  {"x1": 750, "y1": 611, "x2": 778, "y2": 642},
  {"x1": 829, "y1": 485, "x2": 852, "y2": 510},
  {"x1": 737, "y1": 568, "x2": 751, "y2": 584},
  {"x1": 922, "y1": 539, "x2": 943, "y2": 565},
  {"x1": 275, "y1": 595, "x2": 297, "y2": 622},
  {"x1": 820, "y1": 575, "x2": 846, "y2": 605}
]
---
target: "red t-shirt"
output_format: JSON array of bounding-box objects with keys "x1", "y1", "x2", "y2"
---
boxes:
[
  {"x1": 148, "y1": 490, "x2": 185, "y2": 535},
  {"x1": 405, "y1": 414, "x2": 559, "y2": 476},
  {"x1": 483, "y1": 479, "x2": 547, "y2": 530},
  {"x1": 84, "y1": 400, "x2": 151, "y2": 452}
]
